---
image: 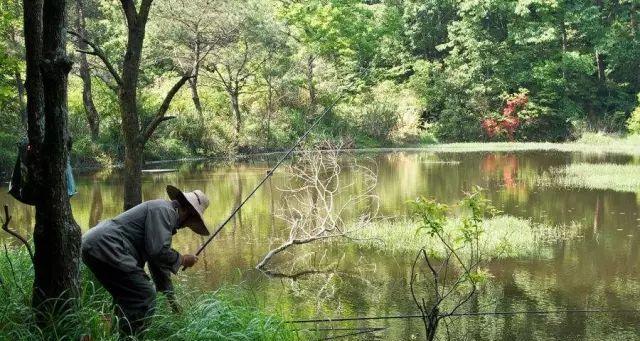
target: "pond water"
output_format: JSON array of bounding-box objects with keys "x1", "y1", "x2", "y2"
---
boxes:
[{"x1": 2, "y1": 150, "x2": 640, "y2": 340}]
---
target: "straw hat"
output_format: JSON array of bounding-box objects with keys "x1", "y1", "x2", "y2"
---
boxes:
[{"x1": 166, "y1": 185, "x2": 210, "y2": 236}]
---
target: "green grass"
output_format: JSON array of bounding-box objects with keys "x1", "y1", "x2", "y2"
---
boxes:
[
  {"x1": 361, "y1": 133, "x2": 640, "y2": 156},
  {"x1": 538, "y1": 163, "x2": 640, "y2": 192},
  {"x1": 353, "y1": 215, "x2": 582, "y2": 259},
  {"x1": 0, "y1": 248, "x2": 294, "y2": 341}
]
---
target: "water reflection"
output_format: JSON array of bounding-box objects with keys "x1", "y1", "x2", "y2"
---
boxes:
[{"x1": 1, "y1": 150, "x2": 640, "y2": 339}]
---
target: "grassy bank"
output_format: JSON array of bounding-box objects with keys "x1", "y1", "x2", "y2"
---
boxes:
[
  {"x1": 0, "y1": 248, "x2": 294, "y2": 341},
  {"x1": 538, "y1": 163, "x2": 640, "y2": 193},
  {"x1": 353, "y1": 215, "x2": 582, "y2": 259},
  {"x1": 420, "y1": 133, "x2": 640, "y2": 156}
]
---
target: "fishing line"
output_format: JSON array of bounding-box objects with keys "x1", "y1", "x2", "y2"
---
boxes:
[
  {"x1": 286, "y1": 308, "x2": 640, "y2": 323},
  {"x1": 184, "y1": 68, "x2": 368, "y2": 264}
]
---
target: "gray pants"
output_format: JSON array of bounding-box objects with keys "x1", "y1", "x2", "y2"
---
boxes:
[{"x1": 82, "y1": 252, "x2": 157, "y2": 337}]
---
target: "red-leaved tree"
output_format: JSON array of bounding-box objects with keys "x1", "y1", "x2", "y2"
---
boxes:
[{"x1": 482, "y1": 93, "x2": 528, "y2": 141}]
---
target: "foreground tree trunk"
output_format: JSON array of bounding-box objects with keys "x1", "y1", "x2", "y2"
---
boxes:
[{"x1": 24, "y1": 0, "x2": 82, "y2": 314}]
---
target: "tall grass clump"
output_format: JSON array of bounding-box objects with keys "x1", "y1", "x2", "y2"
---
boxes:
[
  {"x1": 353, "y1": 215, "x2": 581, "y2": 259},
  {"x1": 539, "y1": 163, "x2": 640, "y2": 192},
  {"x1": 0, "y1": 247, "x2": 294, "y2": 341},
  {"x1": 146, "y1": 288, "x2": 294, "y2": 341}
]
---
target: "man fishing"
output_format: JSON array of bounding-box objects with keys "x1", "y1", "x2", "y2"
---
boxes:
[{"x1": 81, "y1": 185, "x2": 210, "y2": 336}]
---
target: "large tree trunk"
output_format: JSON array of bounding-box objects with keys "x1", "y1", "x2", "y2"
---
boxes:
[
  {"x1": 189, "y1": 77, "x2": 203, "y2": 120},
  {"x1": 119, "y1": 20, "x2": 146, "y2": 209},
  {"x1": 29, "y1": 0, "x2": 82, "y2": 314},
  {"x1": 595, "y1": 49, "x2": 606, "y2": 84},
  {"x1": 123, "y1": 141, "x2": 143, "y2": 210},
  {"x1": 23, "y1": 0, "x2": 44, "y2": 146},
  {"x1": 230, "y1": 91, "x2": 241, "y2": 144},
  {"x1": 265, "y1": 76, "x2": 273, "y2": 148},
  {"x1": 190, "y1": 41, "x2": 204, "y2": 121},
  {"x1": 74, "y1": 0, "x2": 100, "y2": 140},
  {"x1": 306, "y1": 54, "x2": 316, "y2": 115}
]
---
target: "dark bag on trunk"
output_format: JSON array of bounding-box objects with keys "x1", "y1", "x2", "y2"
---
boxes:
[{"x1": 8, "y1": 139, "x2": 77, "y2": 205}]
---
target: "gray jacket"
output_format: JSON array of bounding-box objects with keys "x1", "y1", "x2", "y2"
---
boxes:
[{"x1": 82, "y1": 199, "x2": 182, "y2": 292}]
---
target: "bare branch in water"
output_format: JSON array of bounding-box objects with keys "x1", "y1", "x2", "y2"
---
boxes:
[{"x1": 256, "y1": 142, "x2": 379, "y2": 272}]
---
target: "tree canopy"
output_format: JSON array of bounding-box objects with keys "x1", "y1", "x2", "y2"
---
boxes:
[{"x1": 0, "y1": 0, "x2": 638, "y2": 175}]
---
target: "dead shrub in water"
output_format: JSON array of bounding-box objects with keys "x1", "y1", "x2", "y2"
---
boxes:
[{"x1": 256, "y1": 145, "x2": 378, "y2": 273}]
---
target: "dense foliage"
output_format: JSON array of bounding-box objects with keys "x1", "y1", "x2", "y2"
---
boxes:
[{"x1": 0, "y1": 0, "x2": 639, "y2": 174}]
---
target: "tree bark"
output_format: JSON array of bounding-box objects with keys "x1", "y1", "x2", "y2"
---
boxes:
[
  {"x1": 123, "y1": 142, "x2": 143, "y2": 209},
  {"x1": 24, "y1": 0, "x2": 45, "y2": 146},
  {"x1": 230, "y1": 90, "x2": 241, "y2": 143},
  {"x1": 559, "y1": 10, "x2": 567, "y2": 83},
  {"x1": 306, "y1": 54, "x2": 316, "y2": 115},
  {"x1": 189, "y1": 77, "x2": 203, "y2": 120},
  {"x1": 595, "y1": 49, "x2": 606, "y2": 84},
  {"x1": 119, "y1": 8, "x2": 147, "y2": 209},
  {"x1": 74, "y1": 0, "x2": 100, "y2": 140},
  {"x1": 190, "y1": 41, "x2": 204, "y2": 121},
  {"x1": 14, "y1": 70, "x2": 27, "y2": 126},
  {"x1": 265, "y1": 75, "x2": 273, "y2": 147},
  {"x1": 26, "y1": 0, "x2": 82, "y2": 316}
]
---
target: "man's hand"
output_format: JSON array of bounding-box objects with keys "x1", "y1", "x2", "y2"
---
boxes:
[{"x1": 181, "y1": 254, "x2": 198, "y2": 268}]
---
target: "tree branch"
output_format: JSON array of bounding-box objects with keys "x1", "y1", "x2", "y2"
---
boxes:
[
  {"x1": 68, "y1": 30, "x2": 123, "y2": 86},
  {"x1": 141, "y1": 74, "x2": 191, "y2": 143},
  {"x1": 138, "y1": 0, "x2": 153, "y2": 23},
  {"x1": 1, "y1": 205, "x2": 34, "y2": 263},
  {"x1": 120, "y1": 0, "x2": 137, "y2": 27}
]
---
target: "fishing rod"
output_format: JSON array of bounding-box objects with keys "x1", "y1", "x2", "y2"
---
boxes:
[
  {"x1": 286, "y1": 308, "x2": 640, "y2": 323},
  {"x1": 184, "y1": 72, "x2": 365, "y2": 266}
]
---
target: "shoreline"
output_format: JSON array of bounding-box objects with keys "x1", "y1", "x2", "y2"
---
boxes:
[{"x1": 4, "y1": 137, "x2": 634, "y2": 183}]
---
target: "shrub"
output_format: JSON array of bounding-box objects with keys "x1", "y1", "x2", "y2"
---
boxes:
[
  {"x1": 627, "y1": 97, "x2": 640, "y2": 135},
  {"x1": 144, "y1": 137, "x2": 192, "y2": 161},
  {"x1": 516, "y1": 103, "x2": 572, "y2": 142},
  {"x1": 357, "y1": 101, "x2": 399, "y2": 140},
  {"x1": 481, "y1": 92, "x2": 527, "y2": 141}
]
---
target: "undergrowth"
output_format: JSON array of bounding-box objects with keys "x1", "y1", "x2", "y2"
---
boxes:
[{"x1": 0, "y1": 247, "x2": 294, "y2": 341}]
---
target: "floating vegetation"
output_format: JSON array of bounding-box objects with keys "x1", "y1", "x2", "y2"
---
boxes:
[
  {"x1": 353, "y1": 215, "x2": 582, "y2": 259},
  {"x1": 538, "y1": 163, "x2": 640, "y2": 192}
]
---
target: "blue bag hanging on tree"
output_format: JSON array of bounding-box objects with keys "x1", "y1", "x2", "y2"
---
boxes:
[{"x1": 8, "y1": 138, "x2": 77, "y2": 205}]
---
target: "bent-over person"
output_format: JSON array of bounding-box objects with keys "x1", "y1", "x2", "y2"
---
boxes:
[{"x1": 81, "y1": 185, "x2": 210, "y2": 336}]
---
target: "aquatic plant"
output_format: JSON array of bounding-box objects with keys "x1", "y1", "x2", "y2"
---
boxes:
[
  {"x1": 353, "y1": 215, "x2": 581, "y2": 259},
  {"x1": 539, "y1": 163, "x2": 640, "y2": 192}
]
